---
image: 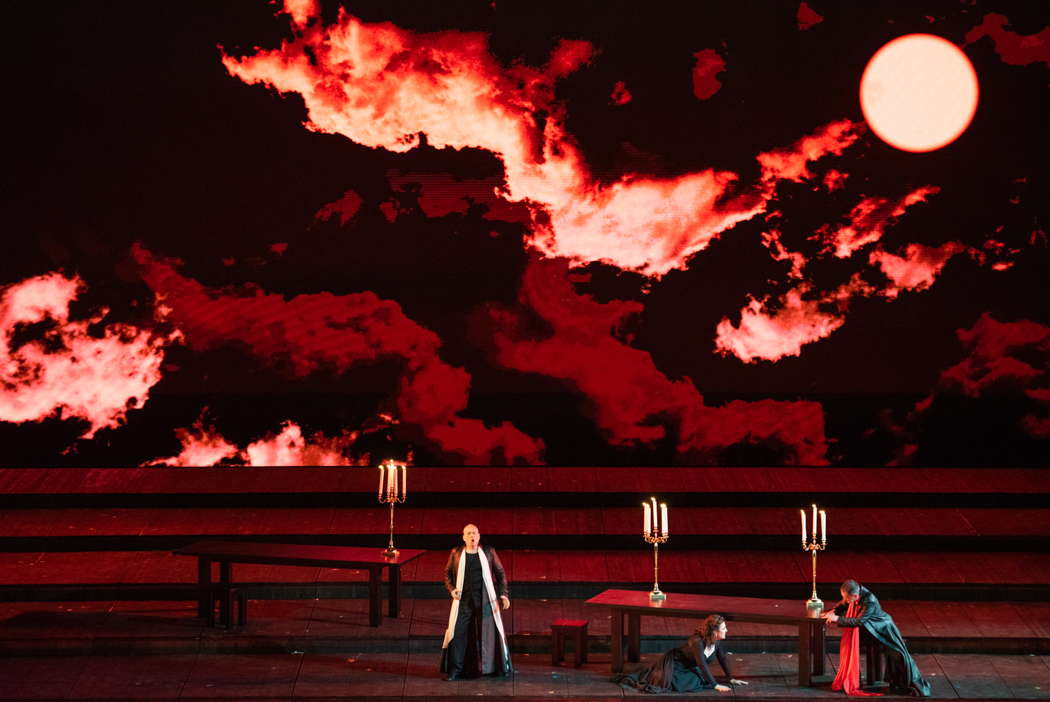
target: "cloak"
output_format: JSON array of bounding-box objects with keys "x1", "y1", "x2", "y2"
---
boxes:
[
  {"x1": 441, "y1": 545, "x2": 512, "y2": 675},
  {"x1": 835, "y1": 587, "x2": 931, "y2": 697}
]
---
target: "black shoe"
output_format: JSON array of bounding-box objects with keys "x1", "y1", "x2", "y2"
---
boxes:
[{"x1": 444, "y1": 674, "x2": 460, "y2": 681}]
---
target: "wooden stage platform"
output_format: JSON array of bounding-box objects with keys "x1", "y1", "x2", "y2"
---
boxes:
[
  {"x1": 0, "y1": 596, "x2": 1048, "y2": 699},
  {"x1": 0, "y1": 466, "x2": 1047, "y2": 698}
]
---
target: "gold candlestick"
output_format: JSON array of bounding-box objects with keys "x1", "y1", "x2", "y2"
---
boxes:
[
  {"x1": 801, "y1": 504, "x2": 827, "y2": 617},
  {"x1": 642, "y1": 499, "x2": 669, "y2": 601},
  {"x1": 378, "y1": 460, "x2": 407, "y2": 558}
]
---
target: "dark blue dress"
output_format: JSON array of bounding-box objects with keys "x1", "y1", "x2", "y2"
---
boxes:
[{"x1": 615, "y1": 635, "x2": 732, "y2": 693}]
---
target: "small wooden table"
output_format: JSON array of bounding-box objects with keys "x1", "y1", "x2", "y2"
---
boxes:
[
  {"x1": 174, "y1": 541, "x2": 425, "y2": 628},
  {"x1": 585, "y1": 589, "x2": 827, "y2": 686}
]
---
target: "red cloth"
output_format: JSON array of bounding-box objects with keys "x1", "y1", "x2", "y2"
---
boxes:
[{"x1": 831, "y1": 601, "x2": 882, "y2": 696}]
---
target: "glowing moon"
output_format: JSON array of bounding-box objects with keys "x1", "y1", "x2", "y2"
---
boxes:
[{"x1": 860, "y1": 34, "x2": 979, "y2": 153}]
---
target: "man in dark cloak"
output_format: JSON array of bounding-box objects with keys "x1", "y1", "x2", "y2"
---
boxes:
[
  {"x1": 440, "y1": 523, "x2": 512, "y2": 680},
  {"x1": 824, "y1": 579, "x2": 931, "y2": 697}
]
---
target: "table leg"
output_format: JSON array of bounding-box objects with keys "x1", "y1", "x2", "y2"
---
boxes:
[
  {"x1": 197, "y1": 558, "x2": 211, "y2": 620},
  {"x1": 219, "y1": 561, "x2": 232, "y2": 628},
  {"x1": 368, "y1": 568, "x2": 381, "y2": 627},
  {"x1": 812, "y1": 621, "x2": 826, "y2": 675},
  {"x1": 388, "y1": 565, "x2": 401, "y2": 618},
  {"x1": 610, "y1": 610, "x2": 624, "y2": 674},
  {"x1": 627, "y1": 613, "x2": 641, "y2": 662},
  {"x1": 798, "y1": 622, "x2": 812, "y2": 687}
]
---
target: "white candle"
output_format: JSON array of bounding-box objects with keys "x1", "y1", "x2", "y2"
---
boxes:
[
  {"x1": 643, "y1": 502, "x2": 651, "y2": 536},
  {"x1": 651, "y1": 497, "x2": 658, "y2": 534},
  {"x1": 812, "y1": 504, "x2": 818, "y2": 541},
  {"x1": 378, "y1": 465, "x2": 384, "y2": 500},
  {"x1": 401, "y1": 464, "x2": 407, "y2": 498},
  {"x1": 387, "y1": 465, "x2": 396, "y2": 499},
  {"x1": 820, "y1": 510, "x2": 827, "y2": 544},
  {"x1": 801, "y1": 509, "x2": 807, "y2": 544},
  {"x1": 661, "y1": 503, "x2": 669, "y2": 536}
]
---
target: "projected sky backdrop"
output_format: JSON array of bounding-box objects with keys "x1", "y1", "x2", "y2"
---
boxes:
[{"x1": 2, "y1": 0, "x2": 1047, "y2": 467}]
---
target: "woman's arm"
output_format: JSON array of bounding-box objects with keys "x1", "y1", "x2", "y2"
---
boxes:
[
  {"x1": 689, "y1": 639, "x2": 720, "y2": 689},
  {"x1": 715, "y1": 641, "x2": 733, "y2": 679},
  {"x1": 716, "y1": 642, "x2": 748, "y2": 686}
]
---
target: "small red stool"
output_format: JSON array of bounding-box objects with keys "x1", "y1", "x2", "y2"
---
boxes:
[{"x1": 551, "y1": 619, "x2": 588, "y2": 667}]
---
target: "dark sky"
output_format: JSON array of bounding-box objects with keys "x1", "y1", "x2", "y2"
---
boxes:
[{"x1": 2, "y1": 1, "x2": 1047, "y2": 467}]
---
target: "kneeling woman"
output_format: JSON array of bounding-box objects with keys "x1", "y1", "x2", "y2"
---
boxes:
[{"x1": 616, "y1": 614, "x2": 747, "y2": 693}]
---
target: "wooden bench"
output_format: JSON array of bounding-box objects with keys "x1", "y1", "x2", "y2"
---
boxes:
[
  {"x1": 585, "y1": 589, "x2": 827, "y2": 686},
  {"x1": 174, "y1": 541, "x2": 425, "y2": 628}
]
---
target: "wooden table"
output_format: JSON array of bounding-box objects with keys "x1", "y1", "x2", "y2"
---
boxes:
[
  {"x1": 584, "y1": 589, "x2": 827, "y2": 686},
  {"x1": 174, "y1": 541, "x2": 425, "y2": 627}
]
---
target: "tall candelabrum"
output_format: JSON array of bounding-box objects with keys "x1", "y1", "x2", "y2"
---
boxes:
[
  {"x1": 642, "y1": 497, "x2": 669, "y2": 601},
  {"x1": 800, "y1": 503, "x2": 828, "y2": 617},
  {"x1": 377, "y1": 460, "x2": 407, "y2": 558}
]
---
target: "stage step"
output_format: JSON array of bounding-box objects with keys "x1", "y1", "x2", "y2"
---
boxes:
[
  {"x1": 1, "y1": 549, "x2": 1046, "y2": 603},
  {"x1": 2, "y1": 467, "x2": 1047, "y2": 508},
  {"x1": 1, "y1": 506, "x2": 1046, "y2": 552}
]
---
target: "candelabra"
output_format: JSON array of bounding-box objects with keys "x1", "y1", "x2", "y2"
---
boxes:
[
  {"x1": 642, "y1": 497, "x2": 669, "y2": 601},
  {"x1": 378, "y1": 460, "x2": 407, "y2": 558},
  {"x1": 800, "y1": 503, "x2": 827, "y2": 617}
]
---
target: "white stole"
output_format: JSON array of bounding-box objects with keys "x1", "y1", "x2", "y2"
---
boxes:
[{"x1": 441, "y1": 546, "x2": 509, "y2": 659}]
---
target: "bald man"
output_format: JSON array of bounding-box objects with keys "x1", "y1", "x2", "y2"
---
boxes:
[{"x1": 440, "y1": 524, "x2": 512, "y2": 680}]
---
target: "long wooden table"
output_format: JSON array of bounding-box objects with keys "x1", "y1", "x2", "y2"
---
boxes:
[
  {"x1": 174, "y1": 541, "x2": 425, "y2": 628},
  {"x1": 584, "y1": 589, "x2": 827, "y2": 686}
]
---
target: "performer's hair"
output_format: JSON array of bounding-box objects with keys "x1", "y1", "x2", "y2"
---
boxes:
[
  {"x1": 696, "y1": 614, "x2": 725, "y2": 646},
  {"x1": 841, "y1": 579, "x2": 861, "y2": 595}
]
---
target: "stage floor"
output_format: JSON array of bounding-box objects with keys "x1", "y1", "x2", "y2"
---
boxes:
[
  {"x1": 1, "y1": 650, "x2": 1047, "y2": 700},
  {"x1": 1, "y1": 597, "x2": 1048, "y2": 700}
]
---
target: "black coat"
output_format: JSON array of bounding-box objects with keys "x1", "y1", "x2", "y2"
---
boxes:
[
  {"x1": 443, "y1": 545, "x2": 509, "y2": 598},
  {"x1": 835, "y1": 587, "x2": 931, "y2": 696}
]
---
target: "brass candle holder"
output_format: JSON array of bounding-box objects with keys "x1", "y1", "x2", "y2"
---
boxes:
[
  {"x1": 642, "y1": 497, "x2": 669, "y2": 601},
  {"x1": 378, "y1": 460, "x2": 407, "y2": 558},
  {"x1": 801, "y1": 503, "x2": 827, "y2": 617}
]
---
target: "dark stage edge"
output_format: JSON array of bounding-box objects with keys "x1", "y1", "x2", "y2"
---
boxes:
[{"x1": 0, "y1": 651, "x2": 1047, "y2": 700}]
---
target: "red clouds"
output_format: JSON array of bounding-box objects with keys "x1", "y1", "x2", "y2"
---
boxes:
[
  {"x1": 964, "y1": 13, "x2": 1050, "y2": 68},
  {"x1": 678, "y1": 399, "x2": 828, "y2": 466},
  {"x1": 610, "y1": 81, "x2": 632, "y2": 106},
  {"x1": 484, "y1": 258, "x2": 828, "y2": 463},
  {"x1": 797, "y1": 2, "x2": 824, "y2": 31},
  {"x1": 691, "y1": 49, "x2": 726, "y2": 101},
  {"x1": 133, "y1": 245, "x2": 543, "y2": 464},
  {"x1": 716, "y1": 184, "x2": 955, "y2": 363},
  {"x1": 546, "y1": 39, "x2": 595, "y2": 78},
  {"x1": 715, "y1": 282, "x2": 853, "y2": 364},
  {"x1": 223, "y1": 6, "x2": 867, "y2": 278},
  {"x1": 315, "y1": 189, "x2": 363, "y2": 226},
  {"x1": 892, "y1": 314, "x2": 1050, "y2": 461},
  {"x1": 0, "y1": 273, "x2": 176, "y2": 439},
  {"x1": 148, "y1": 418, "x2": 364, "y2": 467},
  {"x1": 822, "y1": 186, "x2": 940, "y2": 259},
  {"x1": 758, "y1": 120, "x2": 862, "y2": 184},
  {"x1": 281, "y1": 0, "x2": 319, "y2": 30},
  {"x1": 939, "y1": 315, "x2": 1049, "y2": 403},
  {"x1": 384, "y1": 172, "x2": 531, "y2": 223},
  {"x1": 869, "y1": 242, "x2": 967, "y2": 299},
  {"x1": 487, "y1": 258, "x2": 690, "y2": 446}
]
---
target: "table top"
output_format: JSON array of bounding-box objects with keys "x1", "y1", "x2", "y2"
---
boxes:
[
  {"x1": 584, "y1": 589, "x2": 819, "y2": 625},
  {"x1": 174, "y1": 540, "x2": 426, "y2": 567}
]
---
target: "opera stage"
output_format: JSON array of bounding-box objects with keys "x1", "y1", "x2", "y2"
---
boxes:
[
  {"x1": 4, "y1": 0, "x2": 1049, "y2": 697},
  {"x1": 1, "y1": 466, "x2": 1047, "y2": 700}
]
